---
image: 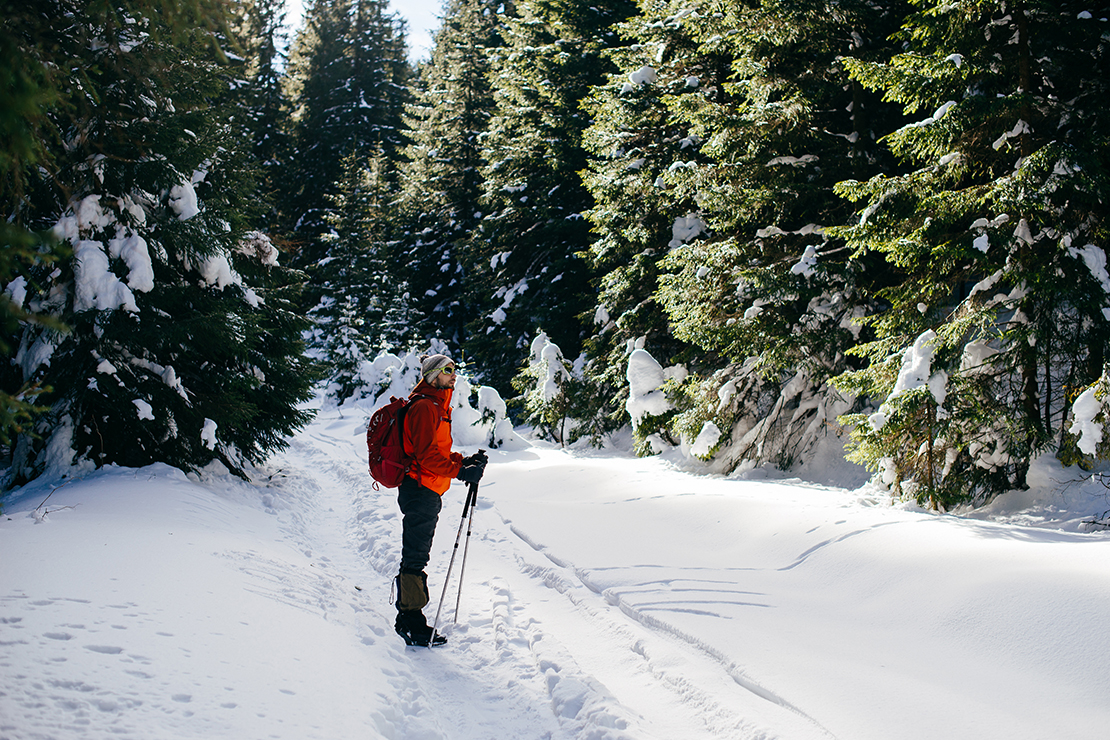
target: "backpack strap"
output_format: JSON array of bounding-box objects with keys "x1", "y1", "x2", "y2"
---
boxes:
[
  {"x1": 396, "y1": 401, "x2": 412, "y2": 448},
  {"x1": 402, "y1": 394, "x2": 438, "y2": 486}
]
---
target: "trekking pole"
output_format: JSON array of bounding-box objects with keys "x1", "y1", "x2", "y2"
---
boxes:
[
  {"x1": 430, "y1": 480, "x2": 479, "y2": 645},
  {"x1": 453, "y1": 481, "x2": 479, "y2": 622}
]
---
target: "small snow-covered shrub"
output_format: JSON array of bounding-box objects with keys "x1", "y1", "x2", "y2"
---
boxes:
[
  {"x1": 834, "y1": 328, "x2": 1024, "y2": 510},
  {"x1": 512, "y1": 332, "x2": 578, "y2": 445},
  {"x1": 623, "y1": 348, "x2": 686, "y2": 456},
  {"x1": 1063, "y1": 372, "x2": 1110, "y2": 467},
  {"x1": 452, "y1": 374, "x2": 526, "y2": 449}
]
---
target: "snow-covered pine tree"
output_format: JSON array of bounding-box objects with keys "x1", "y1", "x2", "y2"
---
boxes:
[
  {"x1": 311, "y1": 151, "x2": 421, "y2": 402},
  {"x1": 284, "y1": 0, "x2": 411, "y2": 274},
  {"x1": 395, "y1": 0, "x2": 504, "y2": 353},
  {"x1": 229, "y1": 0, "x2": 294, "y2": 234},
  {"x1": 647, "y1": 0, "x2": 907, "y2": 472},
  {"x1": 512, "y1": 331, "x2": 577, "y2": 445},
  {"x1": 1, "y1": 3, "x2": 71, "y2": 447},
  {"x1": 310, "y1": 153, "x2": 378, "y2": 402},
  {"x1": 574, "y1": 1, "x2": 717, "y2": 445},
  {"x1": 467, "y1": 0, "x2": 637, "y2": 394},
  {"x1": 831, "y1": 0, "x2": 1110, "y2": 507},
  {"x1": 3, "y1": 0, "x2": 316, "y2": 485}
]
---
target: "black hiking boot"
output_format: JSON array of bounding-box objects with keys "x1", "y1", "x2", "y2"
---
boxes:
[{"x1": 395, "y1": 610, "x2": 447, "y2": 647}]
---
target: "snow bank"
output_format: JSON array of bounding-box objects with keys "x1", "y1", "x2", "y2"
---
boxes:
[
  {"x1": 3, "y1": 402, "x2": 1110, "y2": 740},
  {"x1": 0, "y1": 463, "x2": 408, "y2": 740}
]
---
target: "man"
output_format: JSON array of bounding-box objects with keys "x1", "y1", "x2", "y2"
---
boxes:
[{"x1": 394, "y1": 353, "x2": 487, "y2": 646}]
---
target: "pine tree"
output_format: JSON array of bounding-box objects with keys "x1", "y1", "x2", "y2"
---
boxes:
[
  {"x1": 577, "y1": 0, "x2": 906, "y2": 460},
  {"x1": 230, "y1": 0, "x2": 294, "y2": 233},
  {"x1": 311, "y1": 150, "x2": 420, "y2": 402},
  {"x1": 466, "y1": 0, "x2": 636, "y2": 394},
  {"x1": 576, "y1": 2, "x2": 717, "y2": 444},
  {"x1": 652, "y1": 0, "x2": 905, "y2": 469},
  {"x1": 1, "y1": 3, "x2": 71, "y2": 448},
  {"x1": 284, "y1": 0, "x2": 411, "y2": 265},
  {"x1": 831, "y1": 0, "x2": 1110, "y2": 506},
  {"x1": 4, "y1": 0, "x2": 316, "y2": 485},
  {"x1": 396, "y1": 0, "x2": 504, "y2": 354}
]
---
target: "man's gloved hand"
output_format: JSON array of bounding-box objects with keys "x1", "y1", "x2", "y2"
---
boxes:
[
  {"x1": 458, "y1": 449, "x2": 488, "y2": 483},
  {"x1": 457, "y1": 463, "x2": 484, "y2": 484},
  {"x1": 462, "y1": 450, "x2": 488, "y2": 468}
]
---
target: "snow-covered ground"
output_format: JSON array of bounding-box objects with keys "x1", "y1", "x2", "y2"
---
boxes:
[{"x1": 4, "y1": 396, "x2": 1110, "y2": 740}]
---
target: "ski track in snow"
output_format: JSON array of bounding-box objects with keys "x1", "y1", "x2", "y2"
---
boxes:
[{"x1": 501, "y1": 520, "x2": 835, "y2": 739}]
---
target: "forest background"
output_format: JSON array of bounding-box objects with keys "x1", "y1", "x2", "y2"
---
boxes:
[{"x1": 3, "y1": 0, "x2": 1109, "y2": 512}]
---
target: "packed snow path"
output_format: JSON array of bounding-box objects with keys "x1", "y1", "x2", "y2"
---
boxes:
[{"x1": 3, "y1": 402, "x2": 1110, "y2": 740}]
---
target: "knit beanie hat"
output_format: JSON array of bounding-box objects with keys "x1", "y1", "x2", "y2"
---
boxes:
[{"x1": 421, "y1": 353, "x2": 454, "y2": 380}]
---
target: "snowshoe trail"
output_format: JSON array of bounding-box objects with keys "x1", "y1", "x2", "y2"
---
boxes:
[
  {"x1": 269, "y1": 417, "x2": 577, "y2": 739},
  {"x1": 265, "y1": 406, "x2": 835, "y2": 740}
]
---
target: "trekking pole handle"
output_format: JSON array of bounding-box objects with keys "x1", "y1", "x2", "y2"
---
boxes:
[{"x1": 463, "y1": 448, "x2": 484, "y2": 514}]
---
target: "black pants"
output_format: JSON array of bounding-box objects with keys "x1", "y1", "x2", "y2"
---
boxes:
[{"x1": 397, "y1": 476, "x2": 442, "y2": 575}]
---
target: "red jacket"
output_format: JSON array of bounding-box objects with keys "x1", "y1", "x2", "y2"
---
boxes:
[{"x1": 403, "y1": 381, "x2": 463, "y2": 494}]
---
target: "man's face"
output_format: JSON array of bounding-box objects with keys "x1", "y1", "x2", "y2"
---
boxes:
[{"x1": 430, "y1": 366, "x2": 457, "y2": 389}]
